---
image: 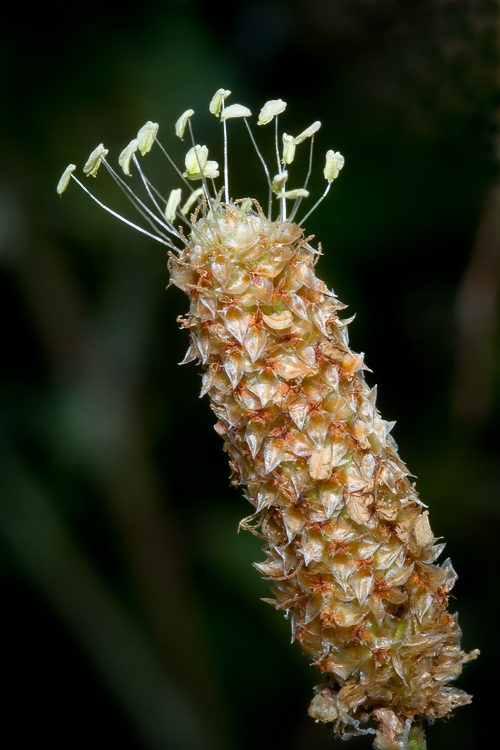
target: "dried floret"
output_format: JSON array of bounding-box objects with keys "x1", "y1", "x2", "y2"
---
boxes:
[{"x1": 170, "y1": 206, "x2": 476, "y2": 748}]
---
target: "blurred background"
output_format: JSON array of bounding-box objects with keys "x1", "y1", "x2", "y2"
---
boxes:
[{"x1": 0, "y1": 0, "x2": 498, "y2": 748}]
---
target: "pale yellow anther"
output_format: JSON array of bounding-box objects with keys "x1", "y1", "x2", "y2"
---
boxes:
[
  {"x1": 258, "y1": 99, "x2": 287, "y2": 125},
  {"x1": 294, "y1": 121, "x2": 321, "y2": 144},
  {"x1": 272, "y1": 171, "x2": 289, "y2": 193},
  {"x1": 324, "y1": 150, "x2": 345, "y2": 182},
  {"x1": 276, "y1": 188, "x2": 310, "y2": 200},
  {"x1": 165, "y1": 188, "x2": 182, "y2": 222},
  {"x1": 237, "y1": 199, "x2": 252, "y2": 218},
  {"x1": 181, "y1": 188, "x2": 204, "y2": 216},
  {"x1": 209, "y1": 89, "x2": 231, "y2": 116},
  {"x1": 57, "y1": 164, "x2": 76, "y2": 194},
  {"x1": 83, "y1": 144, "x2": 109, "y2": 177},
  {"x1": 118, "y1": 139, "x2": 139, "y2": 176},
  {"x1": 175, "y1": 109, "x2": 195, "y2": 140},
  {"x1": 220, "y1": 104, "x2": 252, "y2": 122},
  {"x1": 282, "y1": 134, "x2": 296, "y2": 165},
  {"x1": 137, "y1": 121, "x2": 159, "y2": 155},
  {"x1": 183, "y1": 145, "x2": 219, "y2": 180}
]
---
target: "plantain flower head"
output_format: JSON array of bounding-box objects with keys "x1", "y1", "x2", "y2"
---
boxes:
[{"x1": 57, "y1": 91, "x2": 477, "y2": 750}]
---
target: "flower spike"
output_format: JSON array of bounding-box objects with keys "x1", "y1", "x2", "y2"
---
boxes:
[{"x1": 58, "y1": 94, "x2": 476, "y2": 750}]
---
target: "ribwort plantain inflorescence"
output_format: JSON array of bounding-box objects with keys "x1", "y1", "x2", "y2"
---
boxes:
[{"x1": 58, "y1": 90, "x2": 478, "y2": 750}]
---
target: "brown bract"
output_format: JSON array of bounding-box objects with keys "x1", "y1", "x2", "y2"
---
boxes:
[{"x1": 169, "y1": 202, "x2": 477, "y2": 749}]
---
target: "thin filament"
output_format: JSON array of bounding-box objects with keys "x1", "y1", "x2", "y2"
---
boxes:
[
  {"x1": 102, "y1": 161, "x2": 180, "y2": 242},
  {"x1": 298, "y1": 182, "x2": 332, "y2": 227},
  {"x1": 223, "y1": 106, "x2": 229, "y2": 204},
  {"x1": 244, "y1": 120, "x2": 272, "y2": 219},
  {"x1": 289, "y1": 137, "x2": 315, "y2": 223},
  {"x1": 156, "y1": 139, "x2": 193, "y2": 190},
  {"x1": 71, "y1": 176, "x2": 177, "y2": 249}
]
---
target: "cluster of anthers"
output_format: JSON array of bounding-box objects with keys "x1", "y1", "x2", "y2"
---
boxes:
[
  {"x1": 58, "y1": 91, "x2": 477, "y2": 750},
  {"x1": 57, "y1": 90, "x2": 343, "y2": 242}
]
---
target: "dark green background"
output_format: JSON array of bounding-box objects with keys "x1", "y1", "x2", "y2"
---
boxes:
[{"x1": 0, "y1": 1, "x2": 497, "y2": 748}]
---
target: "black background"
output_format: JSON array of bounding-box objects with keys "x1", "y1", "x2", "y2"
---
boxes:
[{"x1": 0, "y1": 1, "x2": 497, "y2": 748}]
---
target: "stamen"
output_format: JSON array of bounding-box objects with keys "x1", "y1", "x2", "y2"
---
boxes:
[
  {"x1": 275, "y1": 118, "x2": 285, "y2": 220},
  {"x1": 298, "y1": 186, "x2": 331, "y2": 227},
  {"x1": 181, "y1": 188, "x2": 204, "y2": 216},
  {"x1": 272, "y1": 172, "x2": 288, "y2": 193},
  {"x1": 186, "y1": 127, "x2": 219, "y2": 190},
  {"x1": 258, "y1": 99, "x2": 287, "y2": 126},
  {"x1": 175, "y1": 109, "x2": 195, "y2": 141},
  {"x1": 183, "y1": 144, "x2": 215, "y2": 181},
  {"x1": 237, "y1": 199, "x2": 252, "y2": 218},
  {"x1": 243, "y1": 120, "x2": 273, "y2": 218},
  {"x1": 69, "y1": 175, "x2": 177, "y2": 249},
  {"x1": 277, "y1": 188, "x2": 309, "y2": 200},
  {"x1": 282, "y1": 134, "x2": 296, "y2": 165},
  {"x1": 187, "y1": 120, "x2": 220, "y2": 236},
  {"x1": 57, "y1": 164, "x2": 76, "y2": 194},
  {"x1": 303, "y1": 137, "x2": 316, "y2": 192},
  {"x1": 222, "y1": 99, "x2": 229, "y2": 205},
  {"x1": 210, "y1": 178, "x2": 219, "y2": 202},
  {"x1": 220, "y1": 104, "x2": 252, "y2": 121},
  {"x1": 102, "y1": 159, "x2": 180, "y2": 242},
  {"x1": 324, "y1": 150, "x2": 345, "y2": 182},
  {"x1": 60, "y1": 95, "x2": 345, "y2": 266},
  {"x1": 137, "y1": 121, "x2": 159, "y2": 155},
  {"x1": 288, "y1": 137, "x2": 315, "y2": 223},
  {"x1": 294, "y1": 121, "x2": 321, "y2": 144},
  {"x1": 274, "y1": 117, "x2": 281, "y2": 174},
  {"x1": 165, "y1": 188, "x2": 182, "y2": 222},
  {"x1": 132, "y1": 153, "x2": 178, "y2": 228},
  {"x1": 155, "y1": 139, "x2": 193, "y2": 190},
  {"x1": 83, "y1": 144, "x2": 109, "y2": 177},
  {"x1": 209, "y1": 89, "x2": 231, "y2": 116},
  {"x1": 118, "y1": 139, "x2": 139, "y2": 176},
  {"x1": 298, "y1": 150, "x2": 344, "y2": 226}
]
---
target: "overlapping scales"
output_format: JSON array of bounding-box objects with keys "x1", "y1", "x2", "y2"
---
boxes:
[{"x1": 170, "y1": 202, "x2": 477, "y2": 748}]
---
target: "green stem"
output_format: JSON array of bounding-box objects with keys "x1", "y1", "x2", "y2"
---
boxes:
[{"x1": 408, "y1": 724, "x2": 427, "y2": 750}]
